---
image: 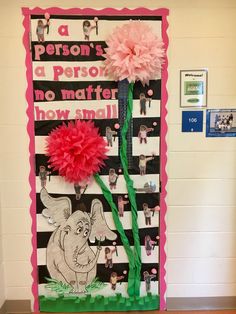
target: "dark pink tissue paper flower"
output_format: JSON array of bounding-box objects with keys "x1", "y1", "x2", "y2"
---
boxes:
[{"x1": 46, "y1": 120, "x2": 108, "y2": 183}]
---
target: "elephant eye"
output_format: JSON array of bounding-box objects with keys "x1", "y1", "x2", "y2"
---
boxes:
[
  {"x1": 76, "y1": 227, "x2": 83, "y2": 234},
  {"x1": 64, "y1": 225, "x2": 71, "y2": 234},
  {"x1": 83, "y1": 229, "x2": 89, "y2": 237}
]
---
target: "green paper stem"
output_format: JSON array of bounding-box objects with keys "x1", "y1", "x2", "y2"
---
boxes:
[
  {"x1": 94, "y1": 84, "x2": 141, "y2": 297},
  {"x1": 94, "y1": 173, "x2": 136, "y2": 296},
  {"x1": 120, "y1": 82, "x2": 142, "y2": 296}
]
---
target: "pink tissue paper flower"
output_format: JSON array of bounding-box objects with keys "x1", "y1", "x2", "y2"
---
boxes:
[
  {"x1": 46, "y1": 120, "x2": 108, "y2": 184},
  {"x1": 44, "y1": 12, "x2": 50, "y2": 20},
  {"x1": 104, "y1": 21, "x2": 165, "y2": 84}
]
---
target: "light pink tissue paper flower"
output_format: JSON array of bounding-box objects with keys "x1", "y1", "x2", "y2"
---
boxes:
[{"x1": 104, "y1": 21, "x2": 165, "y2": 84}]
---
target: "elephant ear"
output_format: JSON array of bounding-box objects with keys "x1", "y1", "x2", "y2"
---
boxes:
[
  {"x1": 89, "y1": 199, "x2": 117, "y2": 242},
  {"x1": 40, "y1": 188, "x2": 72, "y2": 227}
]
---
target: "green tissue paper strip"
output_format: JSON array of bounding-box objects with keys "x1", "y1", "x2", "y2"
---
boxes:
[
  {"x1": 94, "y1": 173, "x2": 136, "y2": 296},
  {"x1": 39, "y1": 294, "x2": 159, "y2": 312},
  {"x1": 94, "y1": 83, "x2": 142, "y2": 297},
  {"x1": 119, "y1": 83, "x2": 142, "y2": 296}
]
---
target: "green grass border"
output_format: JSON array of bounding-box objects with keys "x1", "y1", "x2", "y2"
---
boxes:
[{"x1": 39, "y1": 293, "x2": 159, "y2": 312}]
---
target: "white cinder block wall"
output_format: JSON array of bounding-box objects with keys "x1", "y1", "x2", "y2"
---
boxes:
[
  {"x1": 166, "y1": 2, "x2": 236, "y2": 297},
  {"x1": 0, "y1": 0, "x2": 236, "y2": 307}
]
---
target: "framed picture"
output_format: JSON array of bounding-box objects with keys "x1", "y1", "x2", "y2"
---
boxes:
[
  {"x1": 180, "y1": 69, "x2": 208, "y2": 107},
  {"x1": 206, "y1": 109, "x2": 236, "y2": 137}
]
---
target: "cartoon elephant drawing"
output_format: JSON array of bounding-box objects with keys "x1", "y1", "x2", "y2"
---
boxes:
[{"x1": 40, "y1": 188, "x2": 117, "y2": 293}]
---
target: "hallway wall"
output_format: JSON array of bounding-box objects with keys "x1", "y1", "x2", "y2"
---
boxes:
[{"x1": 0, "y1": 0, "x2": 235, "y2": 308}]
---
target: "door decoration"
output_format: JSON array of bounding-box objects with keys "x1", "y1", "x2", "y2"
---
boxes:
[{"x1": 22, "y1": 7, "x2": 168, "y2": 312}]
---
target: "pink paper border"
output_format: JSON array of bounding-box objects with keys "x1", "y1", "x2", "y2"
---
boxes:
[
  {"x1": 21, "y1": 9, "x2": 39, "y2": 312},
  {"x1": 160, "y1": 12, "x2": 169, "y2": 311},
  {"x1": 21, "y1": 7, "x2": 169, "y2": 312}
]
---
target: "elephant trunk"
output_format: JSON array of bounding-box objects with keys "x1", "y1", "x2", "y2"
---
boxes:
[
  {"x1": 66, "y1": 249, "x2": 100, "y2": 273},
  {"x1": 63, "y1": 235, "x2": 101, "y2": 273}
]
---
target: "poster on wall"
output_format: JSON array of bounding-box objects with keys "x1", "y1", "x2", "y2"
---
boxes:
[
  {"x1": 22, "y1": 7, "x2": 168, "y2": 312},
  {"x1": 180, "y1": 69, "x2": 208, "y2": 108},
  {"x1": 206, "y1": 109, "x2": 236, "y2": 137}
]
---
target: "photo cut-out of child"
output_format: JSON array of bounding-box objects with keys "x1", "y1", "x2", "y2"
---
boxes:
[
  {"x1": 106, "y1": 127, "x2": 117, "y2": 147},
  {"x1": 110, "y1": 272, "x2": 124, "y2": 290},
  {"x1": 143, "y1": 203, "x2": 156, "y2": 226},
  {"x1": 139, "y1": 155, "x2": 154, "y2": 176},
  {"x1": 117, "y1": 196, "x2": 129, "y2": 217},
  {"x1": 82, "y1": 18, "x2": 98, "y2": 41},
  {"x1": 138, "y1": 125, "x2": 154, "y2": 144},
  {"x1": 104, "y1": 247, "x2": 116, "y2": 268},
  {"x1": 143, "y1": 271, "x2": 156, "y2": 292},
  {"x1": 109, "y1": 168, "x2": 119, "y2": 190},
  {"x1": 36, "y1": 19, "x2": 49, "y2": 42},
  {"x1": 39, "y1": 165, "x2": 51, "y2": 187},
  {"x1": 144, "y1": 235, "x2": 157, "y2": 256}
]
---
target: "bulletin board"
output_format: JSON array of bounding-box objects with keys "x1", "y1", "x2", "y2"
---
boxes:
[{"x1": 22, "y1": 7, "x2": 168, "y2": 312}]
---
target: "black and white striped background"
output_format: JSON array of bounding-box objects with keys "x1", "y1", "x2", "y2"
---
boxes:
[{"x1": 31, "y1": 15, "x2": 162, "y2": 297}]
